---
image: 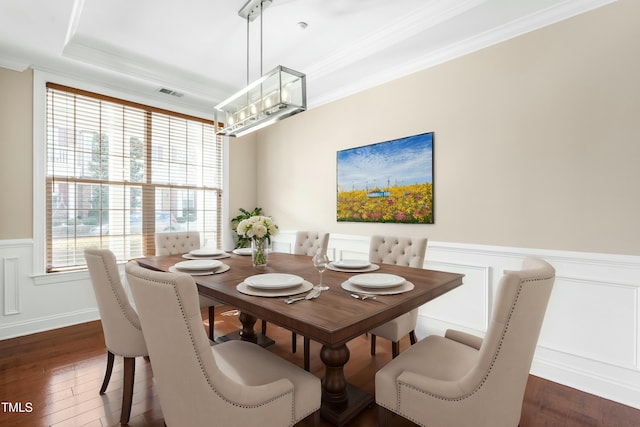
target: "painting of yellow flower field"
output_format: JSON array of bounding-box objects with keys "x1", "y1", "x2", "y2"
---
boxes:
[{"x1": 337, "y1": 132, "x2": 433, "y2": 224}]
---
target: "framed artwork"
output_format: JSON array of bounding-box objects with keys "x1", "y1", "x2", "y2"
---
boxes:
[{"x1": 337, "y1": 132, "x2": 433, "y2": 224}]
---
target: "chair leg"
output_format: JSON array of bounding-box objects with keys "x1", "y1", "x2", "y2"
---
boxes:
[
  {"x1": 100, "y1": 351, "x2": 115, "y2": 394},
  {"x1": 292, "y1": 332, "x2": 297, "y2": 353},
  {"x1": 409, "y1": 330, "x2": 417, "y2": 345},
  {"x1": 391, "y1": 341, "x2": 400, "y2": 358},
  {"x1": 208, "y1": 306, "x2": 215, "y2": 340},
  {"x1": 370, "y1": 334, "x2": 377, "y2": 356},
  {"x1": 261, "y1": 319, "x2": 267, "y2": 335},
  {"x1": 304, "y1": 337, "x2": 310, "y2": 371},
  {"x1": 378, "y1": 404, "x2": 393, "y2": 427},
  {"x1": 120, "y1": 357, "x2": 136, "y2": 424}
]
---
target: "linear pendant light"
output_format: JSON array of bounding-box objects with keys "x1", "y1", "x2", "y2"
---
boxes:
[{"x1": 214, "y1": 0, "x2": 306, "y2": 137}]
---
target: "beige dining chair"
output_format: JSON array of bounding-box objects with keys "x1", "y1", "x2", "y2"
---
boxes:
[
  {"x1": 155, "y1": 231, "x2": 221, "y2": 340},
  {"x1": 368, "y1": 235, "x2": 427, "y2": 358},
  {"x1": 84, "y1": 248, "x2": 148, "y2": 424},
  {"x1": 291, "y1": 231, "x2": 330, "y2": 370},
  {"x1": 294, "y1": 231, "x2": 330, "y2": 257},
  {"x1": 375, "y1": 257, "x2": 555, "y2": 427},
  {"x1": 124, "y1": 261, "x2": 321, "y2": 427}
]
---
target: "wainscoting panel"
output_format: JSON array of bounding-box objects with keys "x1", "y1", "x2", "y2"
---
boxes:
[
  {"x1": 3, "y1": 256, "x2": 20, "y2": 315},
  {"x1": 541, "y1": 275, "x2": 637, "y2": 369},
  {"x1": 0, "y1": 239, "x2": 100, "y2": 339},
  {"x1": 422, "y1": 261, "x2": 491, "y2": 334}
]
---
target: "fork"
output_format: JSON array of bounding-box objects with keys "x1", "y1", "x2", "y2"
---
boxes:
[
  {"x1": 350, "y1": 293, "x2": 377, "y2": 301},
  {"x1": 284, "y1": 288, "x2": 321, "y2": 304}
]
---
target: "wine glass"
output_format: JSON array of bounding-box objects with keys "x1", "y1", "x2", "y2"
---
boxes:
[{"x1": 312, "y1": 251, "x2": 330, "y2": 291}]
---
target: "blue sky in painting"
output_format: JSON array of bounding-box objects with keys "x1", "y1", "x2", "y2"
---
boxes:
[{"x1": 337, "y1": 132, "x2": 433, "y2": 192}]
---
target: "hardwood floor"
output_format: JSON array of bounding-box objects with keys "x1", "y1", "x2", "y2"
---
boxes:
[{"x1": 1, "y1": 307, "x2": 638, "y2": 427}]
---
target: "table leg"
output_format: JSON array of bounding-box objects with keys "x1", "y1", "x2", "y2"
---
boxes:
[
  {"x1": 238, "y1": 312, "x2": 258, "y2": 343},
  {"x1": 320, "y1": 343, "x2": 374, "y2": 426},
  {"x1": 218, "y1": 311, "x2": 275, "y2": 348}
]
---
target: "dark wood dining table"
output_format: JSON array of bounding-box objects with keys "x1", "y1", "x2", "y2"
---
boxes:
[{"x1": 134, "y1": 252, "x2": 464, "y2": 426}]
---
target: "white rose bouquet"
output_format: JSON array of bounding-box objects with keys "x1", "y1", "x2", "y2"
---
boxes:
[
  {"x1": 236, "y1": 216, "x2": 278, "y2": 266},
  {"x1": 236, "y1": 215, "x2": 279, "y2": 243}
]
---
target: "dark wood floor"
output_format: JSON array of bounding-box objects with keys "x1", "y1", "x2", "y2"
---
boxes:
[{"x1": 1, "y1": 307, "x2": 638, "y2": 427}]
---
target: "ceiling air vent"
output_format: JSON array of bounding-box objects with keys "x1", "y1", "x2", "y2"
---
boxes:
[{"x1": 158, "y1": 88, "x2": 184, "y2": 97}]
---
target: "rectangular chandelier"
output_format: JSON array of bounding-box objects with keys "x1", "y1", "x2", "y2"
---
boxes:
[{"x1": 214, "y1": 65, "x2": 306, "y2": 137}]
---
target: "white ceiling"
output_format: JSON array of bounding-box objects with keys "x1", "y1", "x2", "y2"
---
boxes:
[{"x1": 0, "y1": 0, "x2": 615, "y2": 115}]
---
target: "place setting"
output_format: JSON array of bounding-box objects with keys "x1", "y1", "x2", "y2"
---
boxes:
[
  {"x1": 341, "y1": 272, "x2": 414, "y2": 296},
  {"x1": 327, "y1": 259, "x2": 380, "y2": 273},
  {"x1": 182, "y1": 247, "x2": 231, "y2": 260},
  {"x1": 168, "y1": 259, "x2": 230, "y2": 276},
  {"x1": 236, "y1": 273, "x2": 314, "y2": 298}
]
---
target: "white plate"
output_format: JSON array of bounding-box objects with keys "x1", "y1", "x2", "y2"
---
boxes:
[
  {"x1": 328, "y1": 263, "x2": 380, "y2": 273},
  {"x1": 341, "y1": 280, "x2": 415, "y2": 295},
  {"x1": 236, "y1": 281, "x2": 313, "y2": 297},
  {"x1": 182, "y1": 253, "x2": 230, "y2": 260},
  {"x1": 233, "y1": 248, "x2": 253, "y2": 256},
  {"x1": 244, "y1": 273, "x2": 304, "y2": 289},
  {"x1": 332, "y1": 260, "x2": 371, "y2": 269},
  {"x1": 174, "y1": 259, "x2": 223, "y2": 271},
  {"x1": 169, "y1": 264, "x2": 229, "y2": 276},
  {"x1": 189, "y1": 248, "x2": 226, "y2": 257},
  {"x1": 348, "y1": 273, "x2": 405, "y2": 289}
]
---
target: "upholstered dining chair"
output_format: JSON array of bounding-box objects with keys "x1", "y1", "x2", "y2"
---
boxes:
[
  {"x1": 124, "y1": 261, "x2": 321, "y2": 427},
  {"x1": 375, "y1": 257, "x2": 555, "y2": 427},
  {"x1": 368, "y1": 235, "x2": 427, "y2": 358},
  {"x1": 294, "y1": 231, "x2": 330, "y2": 257},
  {"x1": 155, "y1": 231, "x2": 221, "y2": 340},
  {"x1": 84, "y1": 248, "x2": 148, "y2": 424}
]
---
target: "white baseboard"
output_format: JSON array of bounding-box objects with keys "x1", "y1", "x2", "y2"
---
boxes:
[{"x1": 0, "y1": 308, "x2": 100, "y2": 339}]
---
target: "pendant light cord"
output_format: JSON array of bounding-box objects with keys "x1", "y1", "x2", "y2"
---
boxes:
[
  {"x1": 246, "y1": 15, "x2": 250, "y2": 86},
  {"x1": 260, "y1": 1, "x2": 263, "y2": 76},
  {"x1": 246, "y1": 1, "x2": 264, "y2": 84}
]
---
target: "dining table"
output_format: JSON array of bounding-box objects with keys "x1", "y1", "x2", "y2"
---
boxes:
[{"x1": 134, "y1": 251, "x2": 464, "y2": 426}]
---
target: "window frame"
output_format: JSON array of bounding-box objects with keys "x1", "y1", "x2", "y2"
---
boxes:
[{"x1": 33, "y1": 70, "x2": 228, "y2": 281}]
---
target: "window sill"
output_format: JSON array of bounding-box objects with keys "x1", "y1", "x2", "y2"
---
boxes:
[{"x1": 32, "y1": 269, "x2": 91, "y2": 286}]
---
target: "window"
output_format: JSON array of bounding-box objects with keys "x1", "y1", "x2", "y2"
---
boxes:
[{"x1": 46, "y1": 83, "x2": 222, "y2": 272}]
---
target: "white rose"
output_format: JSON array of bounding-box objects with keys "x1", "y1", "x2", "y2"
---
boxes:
[
  {"x1": 253, "y1": 223, "x2": 268, "y2": 238},
  {"x1": 237, "y1": 219, "x2": 250, "y2": 236}
]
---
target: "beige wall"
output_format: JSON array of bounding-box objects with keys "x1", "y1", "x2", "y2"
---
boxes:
[
  {"x1": 1, "y1": 1, "x2": 639, "y2": 256},
  {"x1": 227, "y1": 132, "x2": 258, "y2": 222},
  {"x1": 256, "y1": 0, "x2": 640, "y2": 256},
  {"x1": 0, "y1": 68, "x2": 33, "y2": 239}
]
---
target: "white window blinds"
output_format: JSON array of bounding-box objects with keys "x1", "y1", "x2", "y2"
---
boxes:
[{"x1": 46, "y1": 83, "x2": 223, "y2": 272}]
